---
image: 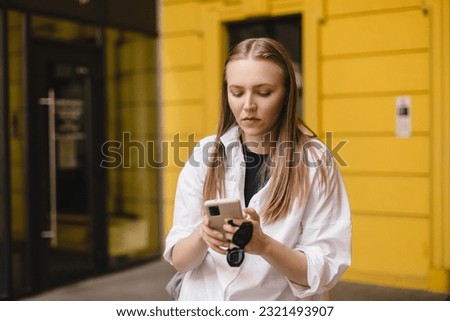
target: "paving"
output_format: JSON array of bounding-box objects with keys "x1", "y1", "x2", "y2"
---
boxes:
[{"x1": 24, "y1": 258, "x2": 449, "y2": 301}]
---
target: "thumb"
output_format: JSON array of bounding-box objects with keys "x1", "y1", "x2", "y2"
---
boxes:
[
  {"x1": 243, "y1": 207, "x2": 260, "y2": 222},
  {"x1": 203, "y1": 213, "x2": 210, "y2": 226}
]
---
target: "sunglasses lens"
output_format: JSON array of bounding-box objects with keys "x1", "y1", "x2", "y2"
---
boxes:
[{"x1": 227, "y1": 248, "x2": 245, "y2": 267}]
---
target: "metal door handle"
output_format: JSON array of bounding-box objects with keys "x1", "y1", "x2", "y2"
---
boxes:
[{"x1": 38, "y1": 89, "x2": 58, "y2": 247}]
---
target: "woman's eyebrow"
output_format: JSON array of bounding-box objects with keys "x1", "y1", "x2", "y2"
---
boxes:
[{"x1": 228, "y1": 83, "x2": 275, "y2": 88}]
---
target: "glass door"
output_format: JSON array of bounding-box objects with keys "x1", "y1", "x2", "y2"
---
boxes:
[{"x1": 29, "y1": 41, "x2": 104, "y2": 289}]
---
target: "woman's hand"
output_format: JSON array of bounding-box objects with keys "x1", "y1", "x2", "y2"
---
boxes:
[
  {"x1": 200, "y1": 214, "x2": 230, "y2": 255},
  {"x1": 223, "y1": 207, "x2": 269, "y2": 255},
  {"x1": 223, "y1": 207, "x2": 308, "y2": 286}
]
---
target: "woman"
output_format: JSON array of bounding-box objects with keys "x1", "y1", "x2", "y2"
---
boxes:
[{"x1": 164, "y1": 38, "x2": 351, "y2": 300}]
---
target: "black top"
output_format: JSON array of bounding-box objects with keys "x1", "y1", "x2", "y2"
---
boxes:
[{"x1": 243, "y1": 145, "x2": 269, "y2": 207}]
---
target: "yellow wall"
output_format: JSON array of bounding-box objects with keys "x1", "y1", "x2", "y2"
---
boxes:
[
  {"x1": 161, "y1": 0, "x2": 449, "y2": 292},
  {"x1": 310, "y1": 0, "x2": 450, "y2": 292}
]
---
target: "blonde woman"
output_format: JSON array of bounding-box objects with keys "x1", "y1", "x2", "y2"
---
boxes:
[{"x1": 164, "y1": 38, "x2": 351, "y2": 300}]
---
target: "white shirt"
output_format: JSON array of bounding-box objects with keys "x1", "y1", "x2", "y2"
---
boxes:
[{"x1": 164, "y1": 126, "x2": 351, "y2": 300}]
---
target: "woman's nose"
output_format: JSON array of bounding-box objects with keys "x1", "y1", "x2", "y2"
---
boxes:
[{"x1": 243, "y1": 94, "x2": 257, "y2": 111}]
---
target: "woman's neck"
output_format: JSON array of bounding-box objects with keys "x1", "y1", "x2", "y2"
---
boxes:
[{"x1": 241, "y1": 133, "x2": 274, "y2": 155}]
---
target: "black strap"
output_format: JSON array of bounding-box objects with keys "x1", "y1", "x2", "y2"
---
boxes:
[
  {"x1": 231, "y1": 221, "x2": 253, "y2": 249},
  {"x1": 226, "y1": 221, "x2": 253, "y2": 267}
]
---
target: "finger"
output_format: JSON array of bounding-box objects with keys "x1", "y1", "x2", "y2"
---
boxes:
[
  {"x1": 243, "y1": 207, "x2": 260, "y2": 221},
  {"x1": 204, "y1": 234, "x2": 229, "y2": 249},
  {"x1": 203, "y1": 224, "x2": 226, "y2": 240},
  {"x1": 223, "y1": 223, "x2": 239, "y2": 233},
  {"x1": 224, "y1": 232, "x2": 234, "y2": 242},
  {"x1": 224, "y1": 236, "x2": 246, "y2": 250},
  {"x1": 204, "y1": 231, "x2": 226, "y2": 242},
  {"x1": 203, "y1": 234, "x2": 230, "y2": 254},
  {"x1": 226, "y1": 218, "x2": 239, "y2": 227},
  {"x1": 225, "y1": 217, "x2": 246, "y2": 227}
]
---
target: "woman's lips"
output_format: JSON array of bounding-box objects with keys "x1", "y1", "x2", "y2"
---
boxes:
[{"x1": 242, "y1": 117, "x2": 261, "y2": 123}]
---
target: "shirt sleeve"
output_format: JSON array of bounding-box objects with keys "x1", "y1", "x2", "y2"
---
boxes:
[
  {"x1": 163, "y1": 140, "x2": 210, "y2": 265},
  {"x1": 288, "y1": 146, "x2": 352, "y2": 299}
]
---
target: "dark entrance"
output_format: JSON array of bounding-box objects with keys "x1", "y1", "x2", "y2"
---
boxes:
[{"x1": 28, "y1": 41, "x2": 106, "y2": 290}]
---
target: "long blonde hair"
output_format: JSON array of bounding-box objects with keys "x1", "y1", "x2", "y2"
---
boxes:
[{"x1": 203, "y1": 38, "x2": 326, "y2": 223}]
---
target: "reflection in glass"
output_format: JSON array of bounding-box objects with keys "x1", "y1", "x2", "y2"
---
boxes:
[
  {"x1": 105, "y1": 28, "x2": 160, "y2": 266},
  {"x1": 8, "y1": 10, "x2": 30, "y2": 296},
  {"x1": 31, "y1": 15, "x2": 98, "y2": 44}
]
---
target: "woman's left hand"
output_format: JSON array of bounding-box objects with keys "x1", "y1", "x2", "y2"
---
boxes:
[
  {"x1": 224, "y1": 208, "x2": 309, "y2": 286},
  {"x1": 223, "y1": 207, "x2": 268, "y2": 255}
]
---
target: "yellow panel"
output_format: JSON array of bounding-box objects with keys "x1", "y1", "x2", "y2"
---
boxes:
[
  {"x1": 163, "y1": 201, "x2": 174, "y2": 236},
  {"x1": 322, "y1": 10, "x2": 428, "y2": 56},
  {"x1": 121, "y1": 136, "x2": 161, "y2": 167},
  {"x1": 121, "y1": 200, "x2": 160, "y2": 253},
  {"x1": 121, "y1": 106, "x2": 157, "y2": 135},
  {"x1": 121, "y1": 169, "x2": 158, "y2": 198},
  {"x1": 272, "y1": 0, "x2": 303, "y2": 15},
  {"x1": 242, "y1": 0, "x2": 271, "y2": 17},
  {"x1": 350, "y1": 215, "x2": 429, "y2": 280},
  {"x1": 429, "y1": 268, "x2": 450, "y2": 292},
  {"x1": 303, "y1": 0, "x2": 324, "y2": 131},
  {"x1": 11, "y1": 192, "x2": 26, "y2": 240},
  {"x1": 8, "y1": 10, "x2": 22, "y2": 27},
  {"x1": 8, "y1": 55, "x2": 23, "y2": 83},
  {"x1": 344, "y1": 175, "x2": 430, "y2": 215},
  {"x1": 119, "y1": 72, "x2": 157, "y2": 104},
  {"x1": 163, "y1": 69, "x2": 203, "y2": 101},
  {"x1": 8, "y1": 28, "x2": 23, "y2": 54},
  {"x1": 108, "y1": 217, "x2": 150, "y2": 256},
  {"x1": 336, "y1": 136, "x2": 429, "y2": 173},
  {"x1": 10, "y1": 165, "x2": 25, "y2": 191},
  {"x1": 441, "y1": 0, "x2": 450, "y2": 269},
  {"x1": 164, "y1": 168, "x2": 181, "y2": 206},
  {"x1": 164, "y1": 103, "x2": 205, "y2": 136},
  {"x1": 163, "y1": 168, "x2": 180, "y2": 236},
  {"x1": 327, "y1": 0, "x2": 422, "y2": 15},
  {"x1": 166, "y1": 139, "x2": 195, "y2": 169},
  {"x1": 162, "y1": 1, "x2": 201, "y2": 34},
  {"x1": 323, "y1": 94, "x2": 429, "y2": 133},
  {"x1": 429, "y1": 0, "x2": 450, "y2": 271},
  {"x1": 163, "y1": 35, "x2": 203, "y2": 69},
  {"x1": 119, "y1": 38, "x2": 156, "y2": 73},
  {"x1": 10, "y1": 138, "x2": 24, "y2": 164},
  {"x1": 322, "y1": 52, "x2": 429, "y2": 95},
  {"x1": 121, "y1": 200, "x2": 159, "y2": 219},
  {"x1": 9, "y1": 82, "x2": 23, "y2": 109}
]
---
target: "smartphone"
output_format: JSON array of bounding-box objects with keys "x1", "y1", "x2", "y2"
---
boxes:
[{"x1": 204, "y1": 198, "x2": 243, "y2": 234}]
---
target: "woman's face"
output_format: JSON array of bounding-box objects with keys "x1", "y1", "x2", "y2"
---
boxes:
[{"x1": 226, "y1": 58, "x2": 286, "y2": 147}]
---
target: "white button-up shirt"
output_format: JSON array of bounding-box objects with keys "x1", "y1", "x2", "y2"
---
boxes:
[{"x1": 164, "y1": 126, "x2": 351, "y2": 300}]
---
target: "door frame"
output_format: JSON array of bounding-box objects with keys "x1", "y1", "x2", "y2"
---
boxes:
[
  {"x1": 0, "y1": 7, "x2": 11, "y2": 299},
  {"x1": 25, "y1": 36, "x2": 107, "y2": 292}
]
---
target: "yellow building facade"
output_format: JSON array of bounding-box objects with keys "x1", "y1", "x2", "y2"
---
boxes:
[{"x1": 161, "y1": 0, "x2": 450, "y2": 292}]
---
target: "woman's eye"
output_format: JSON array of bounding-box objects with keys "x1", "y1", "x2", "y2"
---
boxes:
[
  {"x1": 258, "y1": 92, "x2": 271, "y2": 97},
  {"x1": 231, "y1": 92, "x2": 243, "y2": 97}
]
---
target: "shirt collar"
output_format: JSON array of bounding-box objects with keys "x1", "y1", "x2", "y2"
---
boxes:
[{"x1": 219, "y1": 125, "x2": 241, "y2": 149}]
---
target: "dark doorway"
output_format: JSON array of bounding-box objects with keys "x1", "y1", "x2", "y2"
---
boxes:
[{"x1": 27, "y1": 40, "x2": 105, "y2": 290}]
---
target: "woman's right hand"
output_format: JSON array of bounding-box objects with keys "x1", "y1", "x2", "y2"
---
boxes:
[{"x1": 199, "y1": 215, "x2": 230, "y2": 255}]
